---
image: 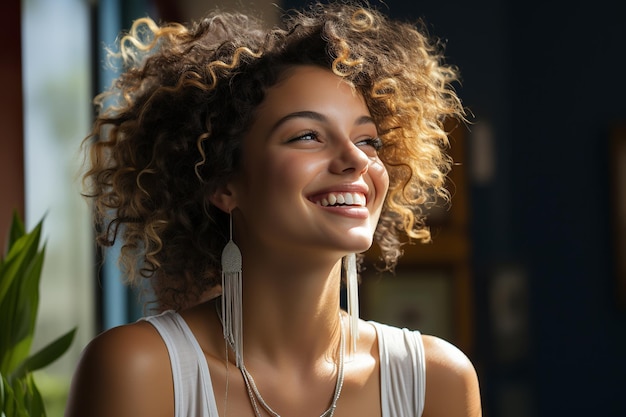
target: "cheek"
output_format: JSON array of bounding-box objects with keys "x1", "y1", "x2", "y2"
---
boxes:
[
  {"x1": 245, "y1": 154, "x2": 325, "y2": 198},
  {"x1": 276, "y1": 153, "x2": 327, "y2": 182}
]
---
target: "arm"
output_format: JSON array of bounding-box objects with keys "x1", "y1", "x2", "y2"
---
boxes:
[
  {"x1": 422, "y1": 335, "x2": 482, "y2": 417},
  {"x1": 64, "y1": 321, "x2": 174, "y2": 417}
]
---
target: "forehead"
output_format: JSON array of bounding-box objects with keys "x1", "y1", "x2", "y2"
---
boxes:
[{"x1": 250, "y1": 65, "x2": 371, "y2": 129}]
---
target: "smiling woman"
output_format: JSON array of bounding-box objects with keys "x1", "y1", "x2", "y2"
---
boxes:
[{"x1": 65, "y1": 2, "x2": 481, "y2": 417}]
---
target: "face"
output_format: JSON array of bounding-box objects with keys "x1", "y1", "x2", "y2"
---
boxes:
[{"x1": 229, "y1": 65, "x2": 389, "y2": 258}]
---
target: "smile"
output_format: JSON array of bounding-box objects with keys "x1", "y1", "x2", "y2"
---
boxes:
[{"x1": 310, "y1": 192, "x2": 366, "y2": 207}]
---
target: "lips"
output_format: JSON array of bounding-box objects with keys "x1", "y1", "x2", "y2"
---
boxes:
[{"x1": 310, "y1": 191, "x2": 366, "y2": 207}]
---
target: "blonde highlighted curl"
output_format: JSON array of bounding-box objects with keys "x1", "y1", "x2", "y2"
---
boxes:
[{"x1": 83, "y1": 1, "x2": 464, "y2": 311}]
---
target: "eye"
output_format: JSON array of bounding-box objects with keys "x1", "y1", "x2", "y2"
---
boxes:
[
  {"x1": 356, "y1": 137, "x2": 383, "y2": 152},
  {"x1": 287, "y1": 130, "x2": 320, "y2": 143}
]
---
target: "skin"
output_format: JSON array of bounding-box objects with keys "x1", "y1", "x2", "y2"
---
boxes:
[{"x1": 65, "y1": 66, "x2": 481, "y2": 417}]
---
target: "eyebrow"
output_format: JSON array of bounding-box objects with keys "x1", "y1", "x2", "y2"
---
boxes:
[{"x1": 270, "y1": 110, "x2": 376, "y2": 133}]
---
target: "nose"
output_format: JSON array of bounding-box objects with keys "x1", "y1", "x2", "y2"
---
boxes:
[{"x1": 329, "y1": 139, "x2": 369, "y2": 176}]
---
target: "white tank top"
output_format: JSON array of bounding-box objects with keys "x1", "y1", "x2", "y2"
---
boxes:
[{"x1": 144, "y1": 310, "x2": 425, "y2": 417}]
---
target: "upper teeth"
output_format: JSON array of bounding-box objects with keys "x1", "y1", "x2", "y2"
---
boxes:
[{"x1": 316, "y1": 192, "x2": 365, "y2": 207}]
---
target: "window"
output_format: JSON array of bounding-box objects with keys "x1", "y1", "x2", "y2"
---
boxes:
[{"x1": 22, "y1": 0, "x2": 93, "y2": 413}]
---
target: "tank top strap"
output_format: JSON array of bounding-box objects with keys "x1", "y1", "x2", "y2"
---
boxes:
[
  {"x1": 371, "y1": 321, "x2": 426, "y2": 417},
  {"x1": 143, "y1": 310, "x2": 220, "y2": 417}
]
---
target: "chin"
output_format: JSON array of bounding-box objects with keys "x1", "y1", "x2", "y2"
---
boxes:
[{"x1": 343, "y1": 234, "x2": 374, "y2": 254}]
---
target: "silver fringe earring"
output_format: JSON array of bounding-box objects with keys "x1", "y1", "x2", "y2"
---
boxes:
[
  {"x1": 345, "y1": 253, "x2": 359, "y2": 356},
  {"x1": 221, "y1": 211, "x2": 243, "y2": 368}
]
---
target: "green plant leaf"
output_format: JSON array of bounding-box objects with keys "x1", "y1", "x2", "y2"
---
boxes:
[
  {"x1": 24, "y1": 375, "x2": 45, "y2": 417},
  {"x1": 3, "y1": 246, "x2": 45, "y2": 373},
  {"x1": 0, "y1": 221, "x2": 44, "y2": 374},
  {"x1": 10, "y1": 379, "x2": 26, "y2": 417},
  {"x1": 2, "y1": 374, "x2": 48, "y2": 417},
  {"x1": 6, "y1": 212, "x2": 25, "y2": 256},
  {"x1": 0, "y1": 255, "x2": 19, "y2": 307},
  {"x1": 0, "y1": 214, "x2": 74, "y2": 417},
  {"x1": 0, "y1": 220, "x2": 42, "y2": 308},
  {"x1": 19, "y1": 245, "x2": 45, "y2": 335},
  {"x1": 0, "y1": 263, "x2": 22, "y2": 374},
  {"x1": 1, "y1": 373, "x2": 14, "y2": 417},
  {"x1": 10, "y1": 328, "x2": 77, "y2": 382},
  {"x1": 0, "y1": 372, "x2": 5, "y2": 415}
]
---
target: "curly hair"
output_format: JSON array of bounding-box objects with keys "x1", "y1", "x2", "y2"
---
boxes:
[{"x1": 82, "y1": 1, "x2": 464, "y2": 311}]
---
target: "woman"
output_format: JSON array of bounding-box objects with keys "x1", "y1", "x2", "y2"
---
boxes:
[{"x1": 66, "y1": 2, "x2": 481, "y2": 416}]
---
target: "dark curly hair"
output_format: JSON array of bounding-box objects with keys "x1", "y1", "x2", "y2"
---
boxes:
[{"x1": 82, "y1": 1, "x2": 464, "y2": 311}]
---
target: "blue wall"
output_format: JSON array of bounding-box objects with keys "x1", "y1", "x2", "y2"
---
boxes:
[{"x1": 509, "y1": 1, "x2": 626, "y2": 415}]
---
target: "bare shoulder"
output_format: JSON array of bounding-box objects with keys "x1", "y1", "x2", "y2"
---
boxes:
[
  {"x1": 64, "y1": 320, "x2": 173, "y2": 417},
  {"x1": 422, "y1": 335, "x2": 482, "y2": 417}
]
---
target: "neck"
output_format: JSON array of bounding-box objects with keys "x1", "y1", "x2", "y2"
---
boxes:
[{"x1": 238, "y1": 253, "x2": 345, "y2": 366}]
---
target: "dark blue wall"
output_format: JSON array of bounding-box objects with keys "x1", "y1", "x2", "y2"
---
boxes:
[
  {"x1": 509, "y1": 1, "x2": 626, "y2": 416},
  {"x1": 282, "y1": 1, "x2": 626, "y2": 415}
]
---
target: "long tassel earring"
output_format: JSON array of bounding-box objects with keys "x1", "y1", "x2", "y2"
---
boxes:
[
  {"x1": 221, "y1": 211, "x2": 243, "y2": 368},
  {"x1": 345, "y1": 253, "x2": 359, "y2": 356}
]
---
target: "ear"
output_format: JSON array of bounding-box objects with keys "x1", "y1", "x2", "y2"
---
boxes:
[{"x1": 209, "y1": 182, "x2": 239, "y2": 214}]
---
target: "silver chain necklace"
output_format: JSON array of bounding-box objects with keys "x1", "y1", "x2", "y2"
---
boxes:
[
  {"x1": 217, "y1": 302, "x2": 346, "y2": 417},
  {"x1": 239, "y1": 318, "x2": 345, "y2": 417}
]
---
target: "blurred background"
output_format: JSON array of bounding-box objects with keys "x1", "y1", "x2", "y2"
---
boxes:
[{"x1": 1, "y1": 0, "x2": 624, "y2": 415}]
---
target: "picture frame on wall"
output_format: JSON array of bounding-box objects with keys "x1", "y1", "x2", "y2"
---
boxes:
[{"x1": 362, "y1": 268, "x2": 455, "y2": 342}]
